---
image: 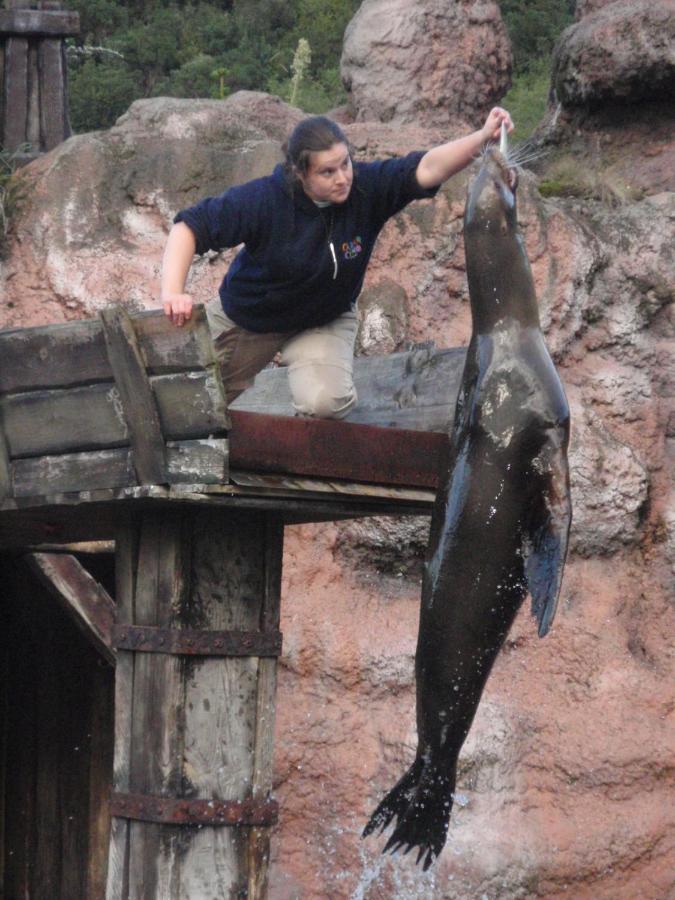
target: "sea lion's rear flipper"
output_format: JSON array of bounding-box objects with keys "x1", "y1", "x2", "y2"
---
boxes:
[
  {"x1": 362, "y1": 758, "x2": 455, "y2": 870},
  {"x1": 523, "y1": 430, "x2": 572, "y2": 638}
]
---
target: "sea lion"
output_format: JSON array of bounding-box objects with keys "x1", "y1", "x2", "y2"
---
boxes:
[{"x1": 363, "y1": 145, "x2": 572, "y2": 869}]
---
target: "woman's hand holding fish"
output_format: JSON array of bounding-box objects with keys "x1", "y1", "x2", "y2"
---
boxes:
[{"x1": 481, "y1": 107, "x2": 514, "y2": 142}]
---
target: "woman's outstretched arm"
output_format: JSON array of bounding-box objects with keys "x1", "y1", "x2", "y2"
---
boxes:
[{"x1": 416, "y1": 107, "x2": 513, "y2": 189}]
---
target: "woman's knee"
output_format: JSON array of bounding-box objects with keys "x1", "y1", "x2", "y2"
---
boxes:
[{"x1": 288, "y1": 363, "x2": 357, "y2": 419}]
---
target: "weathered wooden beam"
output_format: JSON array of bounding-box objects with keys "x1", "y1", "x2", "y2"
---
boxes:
[
  {"x1": 232, "y1": 345, "x2": 466, "y2": 433},
  {"x1": 2, "y1": 371, "x2": 228, "y2": 458},
  {"x1": 100, "y1": 306, "x2": 168, "y2": 485},
  {"x1": 25, "y1": 551, "x2": 116, "y2": 665},
  {"x1": 3, "y1": 37, "x2": 28, "y2": 150},
  {"x1": 0, "y1": 502, "x2": 123, "y2": 547},
  {"x1": 107, "y1": 509, "x2": 282, "y2": 897},
  {"x1": 0, "y1": 306, "x2": 217, "y2": 393},
  {"x1": 106, "y1": 523, "x2": 137, "y2": 900},
  {"x1": 25, "y1": 40, "x2": 40, "y2": 149},
  {"x1": 11, "y1": 439, "x2": 228, "y2": 498},
  {"x1": 0, "y1": 427, "x2": 11, "y2": 501},
  {"x1": 229, "y1": 409, "x2": 447, "y2": 488},
  {"x1": 0, "y1": 10, "x2": 80, "y2": 35},
  {"x1": 248, "y1": 514, "x2": 283, "y2": 900},
  {"x1": 38, "y1": 38, "x2": 67, "y2": 150},
  {"x1": 125, "y1": 513, "x2": 186, "y2": 896}
]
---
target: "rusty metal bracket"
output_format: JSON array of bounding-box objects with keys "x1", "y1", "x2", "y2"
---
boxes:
[
  {"x1": 112, "y1": 624, "x2": 282, "y2": 657},
  {"x1": 110, "y1": 792, "x2": 278, "y2": 826}
]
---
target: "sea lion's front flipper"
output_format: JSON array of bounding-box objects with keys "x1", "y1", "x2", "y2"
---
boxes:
[{"x1": 522, "y1": 429, "x2": 572, "y2": 638}]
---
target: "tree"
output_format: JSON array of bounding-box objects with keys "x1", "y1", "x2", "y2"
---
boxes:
[
  {"x1": 499, "y1": 0, "x2": 575, "y2": 72},
  {"x1": 68, "y1": 58, "x2": 140, "y2": 132}
]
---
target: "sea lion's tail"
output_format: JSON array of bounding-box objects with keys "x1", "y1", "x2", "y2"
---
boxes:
[{"x1": 362, "y1": 759, "x2": 456, "y2": 870}]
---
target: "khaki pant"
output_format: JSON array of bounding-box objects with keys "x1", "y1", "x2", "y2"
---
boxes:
[{"x1": 205, "y1": 298, "x2": 359, "y2": 419}]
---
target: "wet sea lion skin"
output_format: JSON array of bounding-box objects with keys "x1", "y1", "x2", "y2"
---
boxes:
[{"x1": 363, "y1": 148, "x2": 572, "y2": 869}]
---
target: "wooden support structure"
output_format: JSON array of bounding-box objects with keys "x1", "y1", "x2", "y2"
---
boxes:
[
  {"x1": 25, "y1": 551, "x2": 115, "y2": 664},
  {"x1": 106, "y1": 508, "x2": 283, "y2": 899},
  {"x1": 0, "y1": 304, "x2": 229, "y2": 502},
  {"x1": 0, "y1": 306, "x2": 465, "y2": 898},
  {"x1": 0, "y1": 1, "x2": 79, "y2": 158}
]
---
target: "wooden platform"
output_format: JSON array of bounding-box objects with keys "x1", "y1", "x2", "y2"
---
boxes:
[
  {"x1": 0, "y1": 306, "x2": 465, "y2": 899},
  {"x1": 0, "y1": 307, "x2": 464, "y2": 543}
]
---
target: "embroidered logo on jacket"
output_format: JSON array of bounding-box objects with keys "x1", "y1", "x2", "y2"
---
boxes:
[{"x1": 342, "y1": 236, "x2": 363, "y2": 260}]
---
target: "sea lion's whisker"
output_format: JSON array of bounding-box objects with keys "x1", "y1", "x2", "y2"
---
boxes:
[
  {"x1": 509, "y1": 150, "x2": 548, "y2": 166},
  {"x1": 506, "y1": 145, "x2": 549, "y2": 168}
]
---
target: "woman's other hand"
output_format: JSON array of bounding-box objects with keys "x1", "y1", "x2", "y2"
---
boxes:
[{"x1": 162, "y1": 292, "x2": 194, "y2": 327}]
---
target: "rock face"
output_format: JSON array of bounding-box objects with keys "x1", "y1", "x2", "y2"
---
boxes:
[
  {"x1": 553, "y1": 0, "x2": 675, "y2": 106},
  {"x1": 340, "y1": 0, "x2": 511, "y2": 130},
  {"x1": 2, "y1": 65, "x2": 674, "y2": 900},
  {"x1": 0, "y1": 92, "x2": 302, "y2": 329},
  {"x1": 575, "y1": 0, "x2": 617, "y2": 18}
]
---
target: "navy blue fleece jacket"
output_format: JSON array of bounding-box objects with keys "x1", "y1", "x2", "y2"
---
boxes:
[{"x1": 174, "y1": 151, "x2": 438, "y2": 333}]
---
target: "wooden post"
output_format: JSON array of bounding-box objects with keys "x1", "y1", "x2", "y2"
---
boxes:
[
  {"x1": 0, "y1": 1, "x2": 79, "y2": 157},
  {"x1": 107, "y1": 507, "x2": 284, "y2": 899}
]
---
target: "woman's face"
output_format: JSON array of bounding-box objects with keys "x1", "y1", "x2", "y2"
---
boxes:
[{"x1": 298, "y1": 142, "x2": 353, "y2": 204}]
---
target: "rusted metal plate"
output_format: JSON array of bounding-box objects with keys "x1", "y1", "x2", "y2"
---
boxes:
[
  {"x1": 110, "y1": 792, "x2": 278, "y2": 827},
  {"x1": 112, "y1": 624, "x2": 282, "y2": 657},
  {"x1": 228, "y1": 410, "x2": 447, "y2": 489}
]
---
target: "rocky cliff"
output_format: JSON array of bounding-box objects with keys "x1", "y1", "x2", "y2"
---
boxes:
[{"x1": 1, "y1": 1, "x2": 673, "y2": 897}]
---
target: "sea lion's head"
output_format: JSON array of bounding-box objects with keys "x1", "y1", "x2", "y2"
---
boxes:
[{"x1": 464, "y1": 147, "x2": 518, "y2": 238}]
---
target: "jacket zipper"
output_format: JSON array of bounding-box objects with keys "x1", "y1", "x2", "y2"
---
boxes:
[{"x1": 322, "y1": 209, "x2": 338, "y2": 280}]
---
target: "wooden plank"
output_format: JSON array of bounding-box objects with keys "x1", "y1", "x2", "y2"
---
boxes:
[
  {"x1": 127, "y1": 512, "x2": 189, "y2": 897},
  {"x1": 87, "y1": 658, "x2": 114, "y2": 900},
  {"x1": 232, "y1": 345, "x2": 466, "y2": 433},
  {"x1": 11, "y1": 439, "x2": 228, "y2": 497},
  {"x1": 0, "y1": 9, "x2": 80, "y2": 34},
  {"x1": 0, "y1": 306, "x2": 215, "y2": 393},
  {"x1": 3, "y1": 371, "x2": 228, "y2": 458},
  {"x1": 2, "y1": 581, "x2": 38, "y2": 900},
  {"x1": 154, "y1": 369, "x2": 228, "y2": 439},
  {"x1": 100, "y1": 306, "x2": 168, "y2": 485},
  {"x1": 12, "y1": 446, "x2": 134, "y2": 496},
  {"x1": 0, "y1": 426, "x2": 11, "y2": 501},
  {"x1": 3, "y1": 381, "x2": 131, "y2": 458},
  {"x1": 106, "y1": 523, "x2": 139, "y2": 900},
  {"x1": 248, "y1": 514, "x2": 283, "y2": 900},
  {"x1": 25, "y1": 551, "x2": 116, "y2": 664},
  {"x1": 178, "y1": 509, "x2": 266, "y2": 897},
  {"x1": 0, "y1": 502, "x2": 122, "y2": 548},
  {"x1": 229, "y1": 409, "x2": 447, "y2": 489},
  {"x1": 28, "y1": 620, "x2": 61, "y2": 897},
  {"x1": 26, "y1": 39, "x2": 40, "y2": 150},
  {"x1": 38, "y1": 37, "x2": 66, "y2": 151},
  {"x1": 3, "y1": 37, "x2": 28, "y2": 151},
  {"x1": 58, "y1": 636, "x2": 96, "y2": 899}
]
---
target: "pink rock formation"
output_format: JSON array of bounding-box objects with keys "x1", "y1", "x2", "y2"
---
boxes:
[
  {"x1": 553, "y1": 0, "x2": 675, "y2": 106},
  {"x1": 1, "y1": 75, "x2": 673, "y2": 898},
  {"x1": 340, "y1": 0, "x2": 512, "y2": 129},
  {"x1": 0, "y1": 92, "x2": 302, "y2": 330}
]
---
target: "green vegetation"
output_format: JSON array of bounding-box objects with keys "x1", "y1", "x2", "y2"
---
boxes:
[
  {"x1": 64, "y1": 0, "x2": 577, "y2": 137},
  {"x1": 501, "y1": 58, "x2": 552, "y2": 142},
  {"x1": 500, "y1": 0, "x2": 575, "y2": 75},
  {"x1": 0, "y1": 147, "x2": 29, "y2": 259},
  {"x1": 538, "y1": 157, "x2": 645, "y2": 205},
  {"x1": 499, "y1": 0, "x2": 575, "y2": 141},
  {"x1": 66, "y1": 0, "x2": 361, "y2": 132}
]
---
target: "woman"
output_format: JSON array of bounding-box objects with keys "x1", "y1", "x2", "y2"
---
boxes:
[{"x1": 161, "y1": 107, "x2": 513, "y2": 417}]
